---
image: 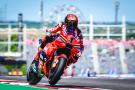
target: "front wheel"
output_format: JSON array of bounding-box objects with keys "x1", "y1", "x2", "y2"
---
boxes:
[{"x1": 49, "y1": 57, "x2": 67, "y2": 85}]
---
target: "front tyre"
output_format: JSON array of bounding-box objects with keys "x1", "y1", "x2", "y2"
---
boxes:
[{"x1": 49, "y1": 57, "x2": 67, "y2": 85}]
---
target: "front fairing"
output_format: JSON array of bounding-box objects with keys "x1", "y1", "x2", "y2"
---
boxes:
[{"x1": 43, "y1": 34, "x2": 81, "y2": 61}]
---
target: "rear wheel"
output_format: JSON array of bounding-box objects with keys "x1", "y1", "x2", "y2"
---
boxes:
[
  {"x1": 49, "y1": 57, "x2": 67, "y2": 85},
  {"x1": 27, "y1": 61, "x2": 42, "y2": 85}
]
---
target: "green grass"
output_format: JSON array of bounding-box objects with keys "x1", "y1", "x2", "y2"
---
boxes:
[{"x1": 0, "y1": 83, "x2": 49, "y2": 90}]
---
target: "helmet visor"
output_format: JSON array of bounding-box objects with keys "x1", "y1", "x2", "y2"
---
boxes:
[{"x1": 66, "y1": 20, "x2": 77, "y2": 28}]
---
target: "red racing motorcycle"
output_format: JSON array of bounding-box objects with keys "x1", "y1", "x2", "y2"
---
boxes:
[{"x1": 27, "y1": 34, "x2": 81, "y2": 85}]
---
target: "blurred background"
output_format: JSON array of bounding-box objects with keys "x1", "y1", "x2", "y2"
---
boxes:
[{"x1": 0, "y1": 0, "x2": 135, "y2": 77}]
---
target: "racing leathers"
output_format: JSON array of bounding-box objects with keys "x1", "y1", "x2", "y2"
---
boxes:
[{"x1": 33, "y1": 22, "x2": 84, "y2": 73}]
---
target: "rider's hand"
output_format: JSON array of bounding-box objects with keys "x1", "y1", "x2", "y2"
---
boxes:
[
  {"x1": 46, "y1": 29, "x2": 52, "y2": 36},
  {"x1": 48, "y1": 31, "x2": 52, "y2": 36},
  {"x1": 66, "y1": 43, "x2": 72, "y2": 49}
]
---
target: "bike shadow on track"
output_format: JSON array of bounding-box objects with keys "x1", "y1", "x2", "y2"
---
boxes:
[{"x1": 35, "y1": 84, "x2": 94, "y2": 89}]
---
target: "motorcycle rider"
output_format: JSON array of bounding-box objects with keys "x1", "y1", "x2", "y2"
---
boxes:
[{"x1": 33, "y1": 14, "x2": 84, "y2": 73}]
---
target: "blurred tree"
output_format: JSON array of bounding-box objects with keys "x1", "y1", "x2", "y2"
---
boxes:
[
  {"x1": 11, "y1": 44, "x2": 18, "y2": 52},
  {"x1": 20, "y1": 64, "x2": 26, "y2": 75},
  {"x1": 4, "y1": 65, "x2": 14, "y2": 72},
  {"x1": 127, "y1": 33, "x2": 135, "y2": 39},
  {"x1": 11, "y1": 34, "x2": 18, "y2": 52},
  {"x1": 11, "y1": 34, "x2": 18, "y2": 41}
]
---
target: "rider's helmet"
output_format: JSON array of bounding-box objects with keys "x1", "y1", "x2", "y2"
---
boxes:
[{"x1": 65, "y1": 14, "x2": 78, "y2": 30}]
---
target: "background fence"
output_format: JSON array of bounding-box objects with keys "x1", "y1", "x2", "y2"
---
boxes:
[{"x1": 0, "y1": 16, "x2": 135, "y2": 76}]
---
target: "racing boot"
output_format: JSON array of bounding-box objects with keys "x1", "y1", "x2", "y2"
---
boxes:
[{"x1": 31, "y1": 60, "x2": 39, "y2": 73}]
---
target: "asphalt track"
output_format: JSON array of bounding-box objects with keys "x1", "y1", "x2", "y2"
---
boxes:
[{"x1": 0, "y1": 76, "x2": 135, "y2": 90}]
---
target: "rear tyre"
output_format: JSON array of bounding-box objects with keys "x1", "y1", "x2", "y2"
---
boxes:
[
  {"x1": 49, "y1": 57, "x2": 67, "y2": 85},
  {"x1": 27, "y1": 61, "x2": 42, "y2": 85}
]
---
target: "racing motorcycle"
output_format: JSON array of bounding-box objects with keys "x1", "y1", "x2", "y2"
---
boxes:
[{"x1": 27, "y1": 34, "x2": 81, "y2": 85}]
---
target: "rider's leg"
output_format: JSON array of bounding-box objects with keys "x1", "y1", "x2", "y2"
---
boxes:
[
  {"x1": 34, "y1": 35, "x2": 53, "y2": 61},
  {"x1": 32, "y1": 36, "x2": 53, "y2": 73},
  {"x1": 32, "y1": 36, "x2": 47, "y2": 73},
  {"x1": 34, "y1": 36, "x2": 46, "y2": 61}
]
